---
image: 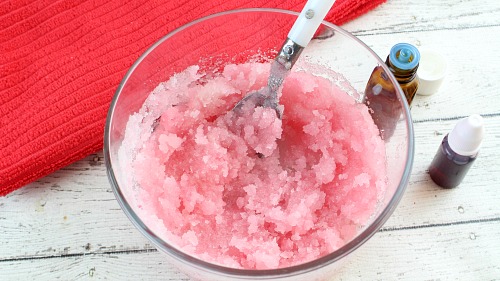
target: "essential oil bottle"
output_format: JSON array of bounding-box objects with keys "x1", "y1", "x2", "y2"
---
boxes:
[
  {"x1": 384, "y1": 43, "x2": 420, "y2": 105},
  {"x1": 429, "y1": 115, "x2": 485, "y2": 188},
  {"x1": 363, "y1": 43, "x2": 420, "y2": 140}
]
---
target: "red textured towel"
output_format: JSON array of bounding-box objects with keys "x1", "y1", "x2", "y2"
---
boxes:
[{"x1": 0, "y1": 0, "x2": 386, "y2": 196}]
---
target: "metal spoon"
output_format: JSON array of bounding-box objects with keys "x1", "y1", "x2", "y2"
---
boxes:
[{"x1": 233, "y1": 0, "x2": 337, "y2": 118}]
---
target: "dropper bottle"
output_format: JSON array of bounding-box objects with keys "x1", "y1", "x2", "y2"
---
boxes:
[
  {"x1": 363, "y1": 43, "x2": 420, "y2": 140},
  {"x1": 429, "y1": 115, "x2": 485, "y2": 188},
  {"x1": 385, "y1": 43, "x2": 420, "y2": 105}
]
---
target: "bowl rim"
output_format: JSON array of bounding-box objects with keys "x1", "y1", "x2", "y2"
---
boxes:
[{"x1": 104, "y1": 7, "x2": 414, "y2": 278}]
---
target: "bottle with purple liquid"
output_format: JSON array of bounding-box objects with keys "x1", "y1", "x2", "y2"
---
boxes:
[{"x1": 429, "y1": 115, "x2": 484, "y2": 188}]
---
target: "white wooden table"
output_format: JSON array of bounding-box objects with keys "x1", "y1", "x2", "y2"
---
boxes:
[{"x1": 1, "y1": 0, "x2": 500, "y2": 280}]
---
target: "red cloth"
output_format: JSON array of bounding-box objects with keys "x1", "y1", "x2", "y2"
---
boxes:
[{"x1": 0, "y1": 0, "x2": 386, "y2": 196}]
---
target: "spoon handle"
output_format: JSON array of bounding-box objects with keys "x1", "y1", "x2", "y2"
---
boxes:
[{"x1": 287, "y1": 0, "x2": 336, "y2": 48}]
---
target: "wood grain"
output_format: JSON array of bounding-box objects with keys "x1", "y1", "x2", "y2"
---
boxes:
[
  {"x1": 1, "y1": 0, "x2": 500, "y2": 280},
  {"x1": 345, "y1": 0, "x2": 500, "y2": 35},
  {"x1": 1, "y1": 221, "x2": 498, "y2": 280}
]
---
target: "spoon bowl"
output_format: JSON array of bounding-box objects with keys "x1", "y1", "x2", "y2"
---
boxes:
[
  {"x1": 232, "y1": 60, "x2": 287, "y2": 118},
  {"x1": 232, "y1": 0, "x2": 336, "y2": 119}
]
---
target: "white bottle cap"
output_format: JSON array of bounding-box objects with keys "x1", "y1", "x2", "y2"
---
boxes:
[
  {"x1": 448, "y1": 114, "x2": 484, "y2": 156},
  {"x1": 416, "y1": 48, "x2": 447, "y2": 96}
]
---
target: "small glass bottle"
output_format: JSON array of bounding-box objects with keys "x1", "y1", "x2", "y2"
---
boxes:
[
  {"x1": 429, "y1": 115, "x2": 484, "y2": 188},
  {"x1": 363, "y1": 43, "x2": 420, "y2": 140}
]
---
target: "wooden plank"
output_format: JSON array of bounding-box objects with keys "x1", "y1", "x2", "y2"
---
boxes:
[
  {"x1": 1, "y1": 220, "x2": 498, "y2": 280},
  {"x1": 1, "y1": 116, "x2": 499, "y2": 262},
  {"x1": 337, "y1": 219, "x2": 500, "y2": 280},
  {"x1": 0, "y1": 250, "x2": 189, "y2": 281},
  {"x1": 345, "y1": 0, "x2": 500, "y2": 35}
]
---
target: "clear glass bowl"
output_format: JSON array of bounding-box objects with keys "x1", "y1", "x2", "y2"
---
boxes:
[{"x1": 104, "y1": 8, "x2": 414, "y2": 281}]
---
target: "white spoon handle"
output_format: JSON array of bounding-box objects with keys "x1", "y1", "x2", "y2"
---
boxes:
[{"x1": 287, "y1": 0, "x2": 336, "y2": 47}]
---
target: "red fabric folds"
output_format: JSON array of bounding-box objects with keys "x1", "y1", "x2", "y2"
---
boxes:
[{"x1": 0, "y1": 0, "x2": 386, "y2": 195}]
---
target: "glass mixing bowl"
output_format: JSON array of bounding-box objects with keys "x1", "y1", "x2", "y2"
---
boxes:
[{"x1": 104, "y1": 8, "x2": 414, "y2": 281}]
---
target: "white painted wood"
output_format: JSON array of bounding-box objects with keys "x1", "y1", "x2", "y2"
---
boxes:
[
  {"x1": 344, "y1": 0, "x2": 500, "y2": 35},
  {"x1": 1, "y1": 222, "x2": 498, "y2": 280},
  {"x1": 1, "y1": 0, "x2": 500, "y2": 280}
]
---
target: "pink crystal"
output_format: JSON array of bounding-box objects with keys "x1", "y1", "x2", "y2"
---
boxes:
[{"x1": 119, "y1": 62, "x2": 387, "y2": 269}]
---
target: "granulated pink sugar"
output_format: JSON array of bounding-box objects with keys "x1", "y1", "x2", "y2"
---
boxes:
[{"x1": 119, "y1": 62, "x2": 387, "y2": 269}]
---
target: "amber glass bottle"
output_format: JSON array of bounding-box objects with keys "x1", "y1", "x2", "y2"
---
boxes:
[{"x1": 363, "y1": 43, "x2": 420, "y2": 140}]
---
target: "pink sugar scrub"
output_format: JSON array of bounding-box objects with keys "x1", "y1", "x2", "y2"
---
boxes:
[{"x1": 118, "y1": 62, "x2": 387, "y2": 269}]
